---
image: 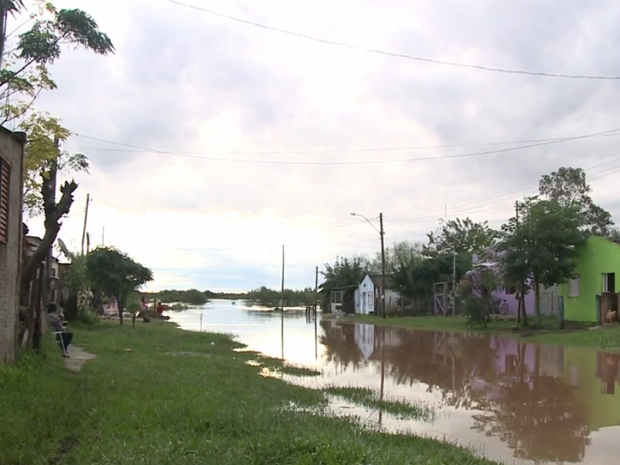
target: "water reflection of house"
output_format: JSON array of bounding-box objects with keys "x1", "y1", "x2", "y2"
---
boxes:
[
  {"x1": 562, "y1": 348, "x2": 620, "y2": 432},
  {"x1": 353, "y1": 324, "x2": 402, "y2": 361},
  {"x1": 354, "y1": 324, "x2": 374, "y2": 360}
]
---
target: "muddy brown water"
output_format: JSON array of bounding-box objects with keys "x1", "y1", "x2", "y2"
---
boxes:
[{"x1": 168, "y1": 300, "x2": 620, "y2": 465}]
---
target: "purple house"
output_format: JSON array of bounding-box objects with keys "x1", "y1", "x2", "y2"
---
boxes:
[
  {"x1": 468, "y1": 253, "x2": 560, "y2": 317},
  {"x1": 469, "y1": 253, "x2": 536, "y2": 316}
]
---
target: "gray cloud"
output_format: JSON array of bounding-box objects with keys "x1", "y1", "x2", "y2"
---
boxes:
[{"x1": 24, "y1": 0, "x2": 620, "y2": 290}]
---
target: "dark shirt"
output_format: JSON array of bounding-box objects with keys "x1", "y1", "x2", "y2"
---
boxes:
[{"x1": 48, "y1": 312, "x2": 64, "y2": 332}]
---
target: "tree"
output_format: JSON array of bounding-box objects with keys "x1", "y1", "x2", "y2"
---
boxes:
[
  {"x1": 4, "y1": 3, "x2": 115, "y2": 300},
  {"x1": 1, "y1": 3, "x2": 114, "y2": 93},
  {"x1": 425, "y1": 217, "x2": 498, "y2": 256},
  {"x1": 86, "y1": 247, "x2": 153, "y2": 325},
  {"x1": 19, "y1": 114, "x2": 89, "y2": 301},
  {"x1": 539, "y1": 167, "x2": 614, "y2": 236},
  {"x1": 319, "y1": 257, "x2": 368, "y2": 309},
  {"x1": 497, "y1": 197, "x2": 584, "y2": 326}
]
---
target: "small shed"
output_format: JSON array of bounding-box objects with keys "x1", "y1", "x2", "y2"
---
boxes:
[{"x1": 329, "y1": 284, "x2": 358, "y2": 314}]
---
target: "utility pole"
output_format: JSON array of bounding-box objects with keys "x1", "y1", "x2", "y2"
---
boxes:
[
  {"x1": 102, "y1": 227, "x2": 105, "y2": 246},
  {"x1": 379, "y1": 213, "x2": 386, "y2": 319},
  {"x1": 313, "y1": 265, "x2": 319, "y2": 314},
  {"x1": 280, "y1": 245, "x2": 285, "y2": 359},
  {"x1": 81, "y1": 193, "x2": 90, "y2": 255},
  {"x1": 452, "y1": 252, "x2": 457, "y2": 316},
  {"x1": 515, "y1": 200, "x2": 523, "y2": 325},
  {"x1": 42, "y1": 138, "x2": 59, "y2": 305}
]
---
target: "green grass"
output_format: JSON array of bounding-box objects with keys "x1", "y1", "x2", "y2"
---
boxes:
[
  {"x1": 333, "y1": 314, "x2": 620, "y2": 350},
  {"x1": 324, "y1": 386, "x2": 435, "y2": 421},
  {"x1": 0, "y1": 321, "x2": 500, "y2": 465}
]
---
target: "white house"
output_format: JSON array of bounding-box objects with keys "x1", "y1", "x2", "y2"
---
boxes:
[{"x1": 355, "y1": 274, "x2": 400, "y2": 315}]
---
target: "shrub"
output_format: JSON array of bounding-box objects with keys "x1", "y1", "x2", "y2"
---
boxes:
[{"x1": 80, "y1": 309, "x2": 100, "y2": 325}]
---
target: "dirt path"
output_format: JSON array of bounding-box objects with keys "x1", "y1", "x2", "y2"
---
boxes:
[{"x1": 63, "y1": 345, "x2": 96, "y2": 373}]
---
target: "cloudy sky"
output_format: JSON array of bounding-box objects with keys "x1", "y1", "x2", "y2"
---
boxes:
[{"x1": 13, "y1": 0, "x2": 620, "y2": 291}]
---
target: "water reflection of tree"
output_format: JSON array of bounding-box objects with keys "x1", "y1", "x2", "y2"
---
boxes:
[
  {"x1": 320, "y1": 323, "x2": 591, "y2": 463},
  {"x1": 471, "y1": 344, "x2": 590, "y2": 464},
  {"x1": 319, "y1": 321, "x2": 365, "y2": 370}
]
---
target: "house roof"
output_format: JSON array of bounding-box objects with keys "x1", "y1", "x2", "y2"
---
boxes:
[
  {"x1": 331, "y1": 284, "x2": 359, "y2": 291},
  {"x1": 368, "y1": 274, "x2": 395, "y2": 290}
]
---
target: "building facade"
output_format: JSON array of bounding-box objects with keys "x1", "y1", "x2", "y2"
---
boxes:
[{"x1": 0, "y1": 127, "x2": 26, "y2": 363}]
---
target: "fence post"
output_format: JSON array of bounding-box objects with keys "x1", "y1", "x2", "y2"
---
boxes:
[
  {"x1": 557, "y1": 295, "x2": 564, "y2": 330},
  {"x1": 596, "y1": 294, "x2": 602, "y2": 326}
]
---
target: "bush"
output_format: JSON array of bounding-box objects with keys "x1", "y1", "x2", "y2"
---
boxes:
[
  {"x1": 460, "y1": 294, "x2": 500, "y2": 328},
  {"x1": 80, "y1": 309, "x2": 100, "y2": 326}
]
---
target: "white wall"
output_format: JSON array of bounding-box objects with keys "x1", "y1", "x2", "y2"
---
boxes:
[
  {"x1": 358, "y1": 275, "x2": 375, "y2": 314},
  {"x1": 385, "y1": 289, "x2": 400, "y2": 308}
]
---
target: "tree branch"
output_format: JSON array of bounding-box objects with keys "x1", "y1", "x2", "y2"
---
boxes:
[{"x1": 0, "y1": 57, "x2": 37, "y2": 88}]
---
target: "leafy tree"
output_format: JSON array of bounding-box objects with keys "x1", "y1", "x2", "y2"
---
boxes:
[
  {"x1": 496, "y1": 197, "x2": 584, "y2": 326},
  {"x1": 4, "y1": 3, "x2": 115, "y2": 299},
  {"x1": 1, "y1": 3, "x2": 114, "y2": 95},
  {"x1": 320, "y1": 257, "x2": 368, "y2": 309},
  {"x1": 392, "y1": 249, "x2": 471, "y2": 315},
  {"x1": 86, "y1": 247, "x2": 153, "y2": 325},
  {"x1": 539, "y1": 167, "x2": 614, "y2": 236},
  {"x1": 425, "y1": 217, "x2": 498, "y2": 256}
]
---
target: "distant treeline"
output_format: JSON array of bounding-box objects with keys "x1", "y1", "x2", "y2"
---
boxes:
[
  {"x1": 140, "y1": 289, "x2": 209, "y2": 306},
  {"x1": 246, "y1": 286, "x2": 316, "y2": 308},
  {"x1": 140, "y1": 287, "x2": 316, "y2": 308}
]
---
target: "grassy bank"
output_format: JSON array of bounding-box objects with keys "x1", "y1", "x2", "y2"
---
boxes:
[
  {"x1": 329, "y1": 314, "x2": 620, "y2": 350},
  {"x1": 0, "y1": 322, "x2": 500, "y2": 465}
]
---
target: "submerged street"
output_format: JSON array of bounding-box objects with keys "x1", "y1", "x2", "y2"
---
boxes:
[{"x1": 170, "y1": 300, "x2": 620, "y2": 465}]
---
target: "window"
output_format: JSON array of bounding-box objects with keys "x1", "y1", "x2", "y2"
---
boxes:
[
  {"x1": 568, "y1": 277, "x2": 580, "y2": 297},
  {"x1": 330, "y1": 290, "x2": 343, "y2": 304},
  {"x1": 0, "y1": 156, "x2": 10, "y2": 243},
  {"x1": 603, "y1": 273, "x2": 616, "y2": 293}
]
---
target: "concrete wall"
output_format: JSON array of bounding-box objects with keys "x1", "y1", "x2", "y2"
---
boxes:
[{"x1": 0, "y1": 127, "x2": 25, "y2": 363}]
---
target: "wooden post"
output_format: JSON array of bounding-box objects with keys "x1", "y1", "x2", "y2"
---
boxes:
[
  {"x1": 313, "y1": 265, "x2": 319, "y2": 315},
  {"x1": 81, "y1": 193, "x2": 90, "y2": 255},
  {"x1": 280, "y1": 245, "x2": 285, "y2": 359},
  {"x1": 558, "y1": 295, "x2": 565, "y2": 330},
  {"x1": 379, "y1": 213, "x2": 386, "y2": 319},
  {"x1": 596, "y1": 294, "x2": 602, "y2": 326}
]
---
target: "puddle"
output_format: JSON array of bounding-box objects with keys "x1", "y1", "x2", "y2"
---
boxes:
[{"x1": 169, "y1": 300, "x2": 620, "y2": 465}]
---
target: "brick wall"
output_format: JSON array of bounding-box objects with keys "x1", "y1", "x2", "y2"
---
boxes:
[{"x1": 0, "y1": 127, "x2": 26, "y2": 364}]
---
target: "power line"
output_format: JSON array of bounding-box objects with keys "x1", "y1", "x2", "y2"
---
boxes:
[
  {"x1": 165, "y1": 0, "x2": 620, "y2": 81},
  {"x1": 73, "y1": 127, "x2": 620, "y2": 166},
  {"x1": 68, "y1": 131, "x2": 620, "y2": 156}
]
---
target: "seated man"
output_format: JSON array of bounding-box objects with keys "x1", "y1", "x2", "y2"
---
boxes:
[{"x1": 47, "y1": 302, "x2": 73, "y2": 358}]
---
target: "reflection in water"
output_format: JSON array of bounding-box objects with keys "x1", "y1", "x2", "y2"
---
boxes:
[
  {"x1": 319, "y1": 320, "x2": 620, "y2": 465},
  {"x1": 169, "y1": 302, "x2": 620, "y2": 465}
]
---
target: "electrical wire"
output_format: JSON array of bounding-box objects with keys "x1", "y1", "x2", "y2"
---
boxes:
[
  {"x1": 165, "y1": 0, "x2": 620, "y2": 81},
  {"x1": 69, "y1": 131, "x2": 620, "y2": 156},
  {"x1": 73, "y1": 127, "x2": 620, "y2": 166}
]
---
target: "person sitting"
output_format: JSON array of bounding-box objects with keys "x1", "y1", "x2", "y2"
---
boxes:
[{"x1": 47, "y1": 302, "x2": 73, "y2": 358}]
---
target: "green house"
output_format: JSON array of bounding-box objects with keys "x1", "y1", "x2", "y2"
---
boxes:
[{"x1": 560, "y1": 236, "x2": 620, "y2": 323}]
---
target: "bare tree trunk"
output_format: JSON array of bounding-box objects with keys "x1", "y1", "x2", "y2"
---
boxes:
[
  {"x1": 21, "y1": 177, "x2": 78, "y2": 295},
  {"x1": 32, "y1": 263, "x2": 44, "y2": 351}
]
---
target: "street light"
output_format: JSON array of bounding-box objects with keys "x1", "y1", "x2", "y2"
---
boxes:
[{"x1": 351, "y1": 212, "x2": 387, "y2": 319}]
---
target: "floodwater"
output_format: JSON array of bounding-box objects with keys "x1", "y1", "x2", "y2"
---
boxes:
[{"x1": 168, "y1": 300, "x2": 620, "y2": 465}]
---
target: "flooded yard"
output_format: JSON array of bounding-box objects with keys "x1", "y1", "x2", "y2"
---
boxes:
[{"x1": 168, "y1": 300, "x2": 620, "y2": 465}]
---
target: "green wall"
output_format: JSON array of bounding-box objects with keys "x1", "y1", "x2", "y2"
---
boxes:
[{"x1": 560, "y1": 236, "x2": 620, "y2": 323}]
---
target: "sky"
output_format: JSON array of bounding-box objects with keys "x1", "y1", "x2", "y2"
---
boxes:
[{"x1": 11, "y1": 0, "x2": 620, "y2": 292}]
